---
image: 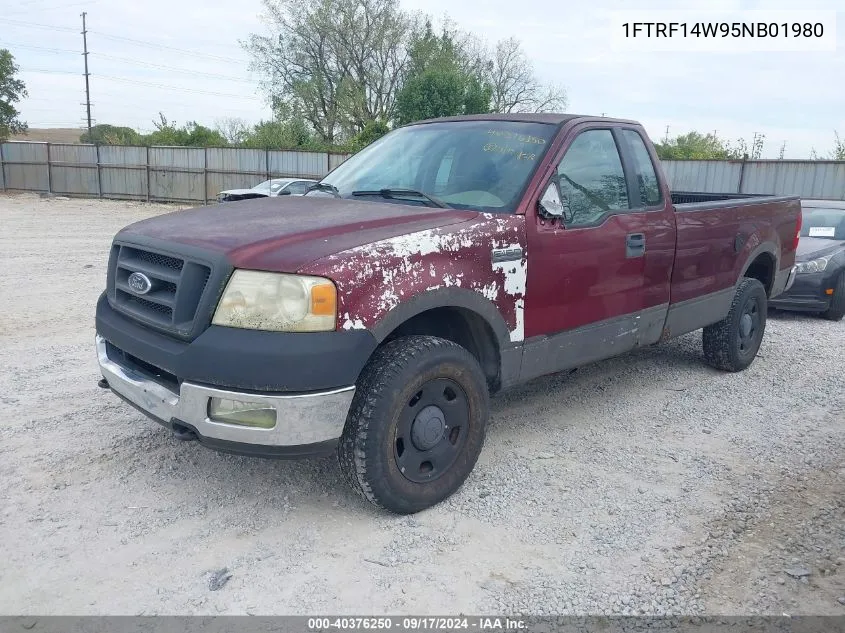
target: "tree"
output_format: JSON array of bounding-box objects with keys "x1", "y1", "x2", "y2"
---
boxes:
[
  {"x1": 142, "y1": 113, "x2": 227, "y2": 147},
  {"x1": 241, "y1": 118, "x2": 321, "y2": 149},
  {"x1": 347, "y1": 119, "x2": 389, "y2": 152},
  {"x1": 654, "y1": 131, "x2": 740, "y2": 160},
  {"x1": 215, "y1": 117, "x2": 251, "y2": 145},
  {"x1": 80, "y1": 124, "x2": 141, "y2": 145},
  {"x1": 243, "y1": 0, "x2": 418, "y2": 144},
  {"x1": 0, "y1": 49, "x2": 27, "y2": 141},
  {"x1": 487, "y1": 38, "x2": 567, "y2": 113},
  {"x1": 395, "y1": 23, "x2": 492, "y2": 124},
  {"x1": 832, "y1": 131, "x2": 845, "y2": 160}
]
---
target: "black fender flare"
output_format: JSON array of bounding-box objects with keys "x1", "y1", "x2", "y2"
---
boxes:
[
  {"x1": 739, "y1": 241, "x2": 779, "y2": 290},
  {"x1": 368, "y1": 287, "x2": 512, "y2": 345}
]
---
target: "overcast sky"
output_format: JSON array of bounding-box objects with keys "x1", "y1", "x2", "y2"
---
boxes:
[{"x1": 2, "y1": 0, "x2": 842, "y2": 158}]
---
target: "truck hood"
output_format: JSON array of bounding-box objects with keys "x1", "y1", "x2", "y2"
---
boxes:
[
  {"x1": 796, "y1": 237, "x2": 845, "y2": 261},
  {"x1": 116, "y1": 196, "x2": 478, "y2": 272}
]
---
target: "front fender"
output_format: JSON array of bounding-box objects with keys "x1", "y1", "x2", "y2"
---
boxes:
[{"x1": 299, "y1": 215, "x2": 528, "y2": 343}]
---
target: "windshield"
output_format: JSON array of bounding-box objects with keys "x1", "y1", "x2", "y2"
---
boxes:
[
  {"x1": 310, "y1": 121, "x2": 557, "y2": 212},
  {"x1": 801, "y1": 207, "x2": 845, "y2": 240},
  {"x1": 252, "y1": 179, "x2": 290, "y2": 193}
]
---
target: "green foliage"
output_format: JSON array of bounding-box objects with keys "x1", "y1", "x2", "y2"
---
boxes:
[
  {"x1": 240, "y1": 118, "x2": 322, "y2": 149},
  {"x1": 655, "y1": 132, "x2": 740, "y2": 160},
  {"x1": 141, "y1": 113, "x2": 228, "y2": 147},
  {"x1": 0, "y1": 49, "x2": 27, "y2": 141},
  {"x1": 347, "y1": 119, "x2": 390, "y2": 152},
  {"x1": 395, "y1": 23, "x2": 492, "y2": 125},
  {"x1": 655, "y1": 131, "x2": 766, "y2": 161},
  {"x1": 833, "y1": 132, "x2": 845, "y2": 160},
  {"x1": 81, "y1": 124, "x2": 141, "y2": 145}
]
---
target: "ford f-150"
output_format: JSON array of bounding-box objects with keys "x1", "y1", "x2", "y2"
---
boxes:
[{"x1": 95, "y1": 113, "x2": 801, "y2": 513}]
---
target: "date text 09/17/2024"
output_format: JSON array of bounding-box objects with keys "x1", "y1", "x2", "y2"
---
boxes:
[{"x1": 307, "y1": 617, "x2": 527, "y2": 631}]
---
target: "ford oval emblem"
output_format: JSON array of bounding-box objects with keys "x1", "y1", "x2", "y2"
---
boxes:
[{"x1": 127, "y1": 272, "x2": 153, "y2": 295}]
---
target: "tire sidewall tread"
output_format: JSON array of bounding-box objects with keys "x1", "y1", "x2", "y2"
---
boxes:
[{"x1": 338, "y1": 335, "x2": 489, "y2": 514}]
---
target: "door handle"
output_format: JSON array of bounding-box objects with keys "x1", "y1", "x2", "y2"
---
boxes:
[{"x1": 626, "y1": 233, "x2": 646, "y2": 258}]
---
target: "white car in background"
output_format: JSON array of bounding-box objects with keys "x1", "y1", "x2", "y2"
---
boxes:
[{"x1": 216, "y1": 178, "x2": 318, "y2": 202}]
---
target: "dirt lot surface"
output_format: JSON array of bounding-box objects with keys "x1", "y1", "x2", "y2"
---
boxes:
[{"x1": 1, "y1": 193, "x2": 843, "y2": 616}]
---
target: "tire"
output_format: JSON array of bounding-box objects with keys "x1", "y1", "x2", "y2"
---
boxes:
[
  {"x1": 338, "y1": 335, "x2": 489, "y2": 514},
  {"x1": 702, "y1": 277, "x2": 768, "y2": 372},
  {"x1": 820, "y1": 273, "x2": 845, "y2": 321}
]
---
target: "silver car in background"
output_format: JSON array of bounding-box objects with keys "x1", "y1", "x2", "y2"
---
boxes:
[{"x1": 217, "y1": 178, "x2": 318, "y2": 202}]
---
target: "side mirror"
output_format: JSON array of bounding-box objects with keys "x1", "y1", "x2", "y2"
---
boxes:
[
  {"x1": 278, "y1": 189, "x2": 292, "y2": 196},
  {"x1": 538, "y1": 181, "x2": 565, "y2": 219}
]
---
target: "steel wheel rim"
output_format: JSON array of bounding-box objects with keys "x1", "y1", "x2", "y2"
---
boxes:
[
  {"x1": 394, "y1": 377, "x2": 469, "y2": 483},
  {"x1": 737, "y1": 295, "x2": 761, "y2": 354}
]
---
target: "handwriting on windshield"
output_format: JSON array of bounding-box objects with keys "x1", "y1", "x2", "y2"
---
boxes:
[
  {"x1": 483, "y1": 143, "x2": 536, "y2": 160},
  {"x1": 487, "y1": 129, "x2": 546, "y2": 144}
]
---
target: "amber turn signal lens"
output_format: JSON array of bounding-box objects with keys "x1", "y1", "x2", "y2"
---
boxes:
[
  {"x1": 310, "y1": 283, "x2": 336, "y2": 316},
  {"x1": 826, "y1": 288, "x2": 834, "y2": 295}
]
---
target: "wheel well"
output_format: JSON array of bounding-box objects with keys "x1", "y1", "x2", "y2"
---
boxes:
[
  {"x1": 383, "y1": 307, "x2": 501, "y2": 392},
  {"x1": 744, "y1": 253, "x2": 775, "y2": 296}
]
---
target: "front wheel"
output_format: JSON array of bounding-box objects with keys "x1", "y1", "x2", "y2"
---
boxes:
[
  {"x1": 703, "y1": 277, "x2": 768, "y2": 372},
  {"x1": 338, "y1": 335, "x2": 489, "y2": 514}
]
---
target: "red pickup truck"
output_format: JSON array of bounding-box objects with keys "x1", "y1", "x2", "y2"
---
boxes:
[{"x1": 96, "y1": 113, "x2": 801, "y2": 513}]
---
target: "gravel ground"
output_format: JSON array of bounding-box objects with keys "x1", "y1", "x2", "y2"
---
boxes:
[{"x1": 1, "y1": 192, "x2": 843, "y2": 616}]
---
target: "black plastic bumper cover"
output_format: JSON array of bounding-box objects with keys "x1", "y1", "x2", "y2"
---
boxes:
[
  {"x1": 769, "y1": 272, "x2": 831, "y2": 312},
  {"x1": 96, "y1": 292, "x2": 378, "y2": 393}
]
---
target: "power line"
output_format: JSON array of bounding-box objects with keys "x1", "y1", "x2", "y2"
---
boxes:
[
  {"x1": 0, "y1": 42, "x2": 78, "y2": 54},
  {"x1": 3, "y1": 0, "x2": 100, "y2": 17},
  {"x1": 0, "y1": 17, "x2": 78, "y2": 32},
  {"x1": 20, "y1": 68, "x2": 79, "y2": 74},
  {"x1": 4, "y1": 42, "x2": 255, "y2": 83},
  {"x1": 20, "y1": 68, "x2": 262, "y2": 99},
  {"x1": 89, "y1": 31, "x2": 249, "y2": 65},
  {"x1": 89, "y1": 52, "x2": 256, "y2": 83},
  {"x1": 93, "y1": 74, "x2": 262, "y2": 99}
]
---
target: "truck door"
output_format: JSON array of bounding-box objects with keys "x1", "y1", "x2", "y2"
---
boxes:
[{"x1": 521, "y1": 124, "x2": 675, "y2": 380}]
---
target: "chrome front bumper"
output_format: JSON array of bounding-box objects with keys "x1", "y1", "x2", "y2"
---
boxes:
[{"x1": 96, "y1": 335, "x2": 354, "y2": 448}]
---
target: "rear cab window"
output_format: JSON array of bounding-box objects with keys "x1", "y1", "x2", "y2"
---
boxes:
[{"x1": 620, "y1": 129, "x2": 663, "y2": 207}]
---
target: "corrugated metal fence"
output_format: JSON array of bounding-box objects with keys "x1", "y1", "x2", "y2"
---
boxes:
[
  {"x1": 661, "y1": 159, "x2": 845, "y2": 200},
  {"x1": 0, "y1": 142, "x2": 353, "y2": 204},
  {"x1": 2, "y1": 141, "x2": 845, "y2": 203}
]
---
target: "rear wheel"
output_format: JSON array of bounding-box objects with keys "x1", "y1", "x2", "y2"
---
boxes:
[
  {"x1": 338, "y1": 335, "x2": 489, "y2": 514},
  {"x1": 703, "y1": 278, "x2": 768, "y2": 372},
  {"x1": 820, "y1": 273, "x2": 845, "y2": 321}
]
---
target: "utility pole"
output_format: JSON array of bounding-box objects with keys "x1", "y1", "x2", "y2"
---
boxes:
[
  {"x1": 664, "y1": 125, "x2": 670, "y2": 142},
  {"x1": 81, "y1": 12, "x2": 92, "y2": 137}
]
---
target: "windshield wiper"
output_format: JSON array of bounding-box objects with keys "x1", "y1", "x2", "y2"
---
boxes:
[
  {"x1": 306, "y1": 182, "x2": 340, "y2": 198},
  {"x1": 351, "y1": 188, "x2": 452, "y2": 209}
]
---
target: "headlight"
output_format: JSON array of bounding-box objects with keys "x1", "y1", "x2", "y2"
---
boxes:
[
  {"x1": 794, "y1": 255, "x2": 833, "y2": 274},
  {"x1": 212, "y1": 270, "x2": 336, "y2": 332}
]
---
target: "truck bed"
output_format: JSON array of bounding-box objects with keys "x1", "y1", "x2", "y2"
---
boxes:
[{"x1": 671, "y1": 191, "x2": 787, "y2": 206}]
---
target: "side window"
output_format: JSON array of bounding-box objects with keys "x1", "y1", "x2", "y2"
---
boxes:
[
  {"x1": 556, "y1": 129, "x2": 628, "y2": 227},
  {"x1": 621, "y1": 129, "x2": 662, "y2": 207},
  {"x1": 285, "y1": 181, "x2": 310, "y2": 195}
]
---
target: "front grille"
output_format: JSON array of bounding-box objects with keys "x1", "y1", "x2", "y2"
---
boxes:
[
  {"x1": 109, "y1": 243, "x2": 213, "y2": 338},
  {"x1": 134, "y1": 250, "x2": 184, "y2": 271}
]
